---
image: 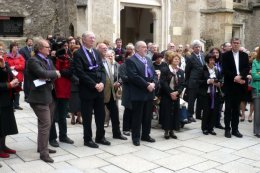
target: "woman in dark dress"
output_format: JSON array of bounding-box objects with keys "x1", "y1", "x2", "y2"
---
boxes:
[
  {"x1": 0, "y1": 42, "x2": 19, "y2": 158},
  {"x1": 201, "y1": 53, "x2": 222, "y2": 135},
  {"x1": 159, "y1": 51, "x2": 185, "y2": 139}
]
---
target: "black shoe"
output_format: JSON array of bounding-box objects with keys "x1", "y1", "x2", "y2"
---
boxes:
[
  {"x1": 133, "y1": 140, "x2": 140, "y2": 146},
  {"x1": 255, "y1": 134, "x2": 260, "y2": 138},
  {"x1": 95, "y1": 138, "x2": 111, "y2": 145},
  {"x1": 141, "y1": 136, "x2": 156, "y2": 143},
  {"x1": 113, "y1": 134, "x2": 127, "y2": 140},
  {"x1": 209, "y1": 131, "x2": 217, "y2": 135},
  {"x1": 40, "y1": 155, "x2": 54, "y2": 163},
  {"x1": 232, "y1": 131, "x2": 243, "y2": 138},
  {"x1": 169, "y1": 131, "x2": 177, "y2": 139},
  {"x1": 188, "y1": 117, "x2": 196, "y2": 122},
  {"x1": 164, "y1": 131, "x2": 170, "y2": 139},
  {"x1": 123, "y1": 131, "x2": 131, "y2": 136},
  {"x1": 60, "y1": 137, "x2": 74, "y2": 144},
  {"x1": 225, "y1": 130, "x2": 231, "y2": 138},
  {"x1": 49, "y1": 140, "x2": 59, "y2": 147},
  {"x1": 202, "y1": 130, "x2": 209, "y2": 135},
  {"x1": 37, "y1": 149, "x2": 56, "y2": 154},
  {"x1": 14, "y1": 106, "x2": 23, "y2": 110},
  {"x1": 84, "y1": 140, "x2": 99, "y2": 148},
  {"x1": 215, "y1": 125, "x2": 225, "y2": 129}
]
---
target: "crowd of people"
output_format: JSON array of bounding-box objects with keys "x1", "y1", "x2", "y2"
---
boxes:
[{"x1": 0, "y1": 31, "x2": 260, "y2": 165}]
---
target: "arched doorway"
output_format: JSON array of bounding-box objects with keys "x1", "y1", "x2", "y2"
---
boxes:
[
  {"x1": 69, "y1": 23, "x2": 74, "y2": 37},
  {"x1": 120, "y1": 7, "x2": 153, "y2": 45}
]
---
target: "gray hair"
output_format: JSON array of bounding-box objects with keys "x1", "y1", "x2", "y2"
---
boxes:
[
  {"x1": 82, "y1": 31, "x2": 95, "y2": 39},
  {"x1": 135, "y1": 41, "x2": 146, "y2": 51},
  {"x1": 126, "y1": 43, "x2": 134, "y2": 50},
  {"x1": 34, "y1": 39, "x2": 48, "y2": 53},
  {"x1": 191, "y1": 40, "x2": 202, "y2": 48}
]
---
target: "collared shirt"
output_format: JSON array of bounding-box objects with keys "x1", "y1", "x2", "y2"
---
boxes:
[
  {"x1": 102, "y1": 59, "x2": 110, "y2": 78},
  {"x1": 232, "y1": 51, "x2": 240, "y2": 75}
]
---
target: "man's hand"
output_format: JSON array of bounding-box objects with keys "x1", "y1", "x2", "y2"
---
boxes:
[
  {"x1": 213, "y1": 82, "x2": 221, "y2": 88},
  {"x1": 170, "y1": 91, "x2": 178, "y2": 101},
  {"x1": 95, "y1": 82, "x2": 104, "y2": 92},
  {"x1": 10, "y1": 78, "x2": 19, "y2": 88},
  {"x1": 234, "y1": 75, "x2": 242, "y2": 83},
  {"x1": 147, "y1": 82, "x2": 155, "y2": 92},
  {"x1": 113, "y1": 81, "x2": 121, "y2": 90},
  {"x1": 56, "y1": 70, "x2": 61, "y2": 78}
]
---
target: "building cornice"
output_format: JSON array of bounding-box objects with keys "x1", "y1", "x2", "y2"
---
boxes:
[{"x1": 200, "y1": 8, "x2": 234, "y2": 14}]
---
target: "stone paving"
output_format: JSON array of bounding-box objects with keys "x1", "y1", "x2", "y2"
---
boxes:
[{"x1": 1, "y1": 95, "x2": 260, "y2": 173}]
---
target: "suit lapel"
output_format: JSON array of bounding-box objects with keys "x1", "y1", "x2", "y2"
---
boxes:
[
  {"x1": 35, "y1": 55, "x2": 49, "y2": 70},
  {"x1": 78, "y1": 47, "x2": 91, "y2": 66},
  {"x1": 133, "y1": 55, "x2": 146, "y2": 77}
]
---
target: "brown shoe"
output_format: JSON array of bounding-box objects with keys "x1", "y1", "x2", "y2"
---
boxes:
[{"x1": 40, "y1": 155, "x2": 54, "y2": 163}]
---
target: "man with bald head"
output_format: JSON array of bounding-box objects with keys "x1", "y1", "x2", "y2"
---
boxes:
[
  {"x1": 126, "y1": 41, "x2": 158, "y2": 146},
  {"x1": 73, "y1": 31, "x2": 110, "y2": 148}
]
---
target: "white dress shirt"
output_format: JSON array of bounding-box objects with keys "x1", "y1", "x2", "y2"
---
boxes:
[{"x1": 232, "y1": 51, "x2": 240, "y2": 75}]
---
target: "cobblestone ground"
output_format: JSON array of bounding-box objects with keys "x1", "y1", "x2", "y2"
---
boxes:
[{"x1": 1, "y1": 93, "x2": 260, "y2": 173}]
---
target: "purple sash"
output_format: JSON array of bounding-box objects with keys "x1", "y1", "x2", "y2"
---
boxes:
[
  {"x1": 82, "y1": 47, "x2": 99, "y2": 70},
  {"x1": 135, "y1": 53, "x2": 153, "y2": 78},
  {"x1": 38, "y1": 53, "x2": 51, "y2": 70}
]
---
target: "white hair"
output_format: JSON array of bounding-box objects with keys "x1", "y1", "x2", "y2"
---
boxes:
[
  {"x1": 135, "y1": 41, "x2": 146, "y2": 50},
  {"x1": 191, "y1": 40, "x2": 202, "y2": 48},
  {"x1": 82, "y1": 31, "x2": 95, "y2": 39}
]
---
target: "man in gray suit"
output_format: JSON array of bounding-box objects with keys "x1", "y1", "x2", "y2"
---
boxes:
[
  {"x1": 27, "y1": 39, "x2": 61, "y2": 163},
  {"x1": 185, "y1": 40, "x2": 205, "y2": 122}
]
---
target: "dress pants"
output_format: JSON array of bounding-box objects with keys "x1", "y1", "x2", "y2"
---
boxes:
[
  {"x1": 123, "y1": 108, "x2": 132, "y2": 132},
  {"x1": 188, "y1": 88, "x2": 202, "y2": 117},
  {"x1": 81, "y1": 97, "x2": 105, "y2": 142},
  {"x1": 201, "y1": 94, "x2": 219, "y2": 131},
  {"x1": 23, "y1": 72, "x2": 30, "y2": 100},
  {"x1": 131, "y1": 100, "x2": 153, "y2": 142},
  {"x1": 49, "y1": 99, "x2": 69, "y2": 141},
  {"x1": 30, "y1": 101, "x2": 55, "y2": 157},
  {"x1": 105, "y1": 96, "x2": 121, "y2": 136},
  {"x1": 224, "y1": 92, "x2": 241, "y2": 132}
]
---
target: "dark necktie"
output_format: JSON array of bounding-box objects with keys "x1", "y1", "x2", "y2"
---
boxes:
[{"x1": 87, "y1": 49, "x2": 96, "y2": 65}]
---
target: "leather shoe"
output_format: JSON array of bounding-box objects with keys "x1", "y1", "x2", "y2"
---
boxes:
[
  {"x1": 14, "y1": 106, "x2": 23, "y2": 110},
  {"x1": 95, "y1": 138, "x2": 111, "y2": 145},
  {"x1": 225, "y1": 130, "x2": 231, "y2": 138},
  {"x1": 84, "y1": 140, "x2": 99, "y2": 148},
  {"x1": 133, "y1": 140, "x2": 140, "y2": 146},
  {"x1": 232, "y1": 131, "x2": 243, "y2": 138},
  {"x1": 3, "y1": 148, "x2": 16, "y2": 154},
  {"x1": 209, "y1": 131, "x2": 217, "y2": 135},
  {"x1": 188, "y1": 117, "x2": 196, "y2": 122},
  {"x1": 0, "y1": 153, "x2": 10, "y2": 158},
  {"x1": 215, "y1": 125, "x2": 225, "y2": 129},
  {"x1": 40, "y1": 155, "x2": 54, "y2": 163},
  {"x1": 169, "y1": 131, "x2": 177, "y2": 139},
  {"x1": 37, "y1": 149, "x2": 56, "y2": 154},
  {"x1": 123, "y1": 131, "x2": 131, "y2": 136},
  {"x1": 141, "y1": 136, "x2": 156, "y2": 143},
  {"x1": 202, "y1": 130, "x2": 209, "y2": 135},
  {"x1": 113, "y1": 135, "x2": 127, "y2": 140},
  {"x1": 255, "y1": 134, "x2": 260, "y2": 138},
  {"x1": 60, "y1": 137, "x2": 74, "y2": 144},
  {"x1": 49, "y1": 140, "x2": 59, "y2": 147}
]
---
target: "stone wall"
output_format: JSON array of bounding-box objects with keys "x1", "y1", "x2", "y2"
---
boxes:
[{"x1": 0, "y1": 0, "x2": 76, "y2": 38}]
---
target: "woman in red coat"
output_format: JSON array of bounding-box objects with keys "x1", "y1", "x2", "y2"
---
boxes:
[{"x1": 5, "y1": 42, "x2": 25, "y2": 110}]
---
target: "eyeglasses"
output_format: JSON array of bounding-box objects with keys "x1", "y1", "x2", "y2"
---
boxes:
[{"x1": 43, "y1": 46, "x2": 50, "y2": 49}]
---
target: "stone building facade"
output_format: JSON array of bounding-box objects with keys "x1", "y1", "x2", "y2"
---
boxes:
[{"x1": 0, "y1": 0, "x2": 259, "y2": 50}]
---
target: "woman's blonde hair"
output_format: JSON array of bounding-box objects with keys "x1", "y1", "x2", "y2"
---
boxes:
[{"x1": 164, "y1": 50, "x2": 181, "y2": 64}]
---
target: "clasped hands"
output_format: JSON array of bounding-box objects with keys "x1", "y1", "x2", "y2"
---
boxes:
[
  {"x1": 147, "y1": 82, "x2": 155, "y2": 92},
  {"x1": 95, "y1": 82, "x2": 104, "y2": 92},
  {"x1": 234, "y1": 75, "x2": 245, "y2": 84}
]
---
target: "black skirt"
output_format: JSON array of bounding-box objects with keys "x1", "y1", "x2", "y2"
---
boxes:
[{"x1": 0, "y1": 106, "x2": 18, "y2": 137}]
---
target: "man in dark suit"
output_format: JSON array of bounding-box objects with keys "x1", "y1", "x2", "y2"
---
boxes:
[
  {"x1": 73, "y1": 31, "x2": 110, "y2": 148},
  {"x1": 26, "y1": 39, "x2": 61, "y2": 163},
  {"x1": 222, "y1": 38, "x2": 249, "y2": 138},
  {"x1": 113, "y1": 38, "x2": 125, "y2": 64},
  {"x1": 19, "y1": 38, "x2": 33, "y2": 102},
  {"x1": 185, "y1": 40, "x2": 205, "y2": 122},
  {"x1": 126, "y1": 41, "x2": 158, "y2": 146}
]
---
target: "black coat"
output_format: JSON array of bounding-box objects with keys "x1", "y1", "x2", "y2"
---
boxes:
[
  {"x1": 159, "y1": 66, "x2": 185, "y2": 130},
  {"x1": 73, "y1": 47, "x2": 106, "y2": 100},
  {"x1": 126, "y1": 54, "x2": 158, "y2": 101},
  {"x1": 222, "y1": 50, "x2": 249, "y2": 94},
  {"x1": 185, "y1": 52, "x2": 205, "y2": 89},
  {"x1": 0, "y1": 63, "x2": 14, "y2": 107}
]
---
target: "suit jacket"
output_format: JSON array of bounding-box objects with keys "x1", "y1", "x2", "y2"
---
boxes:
[
  {"x1": 126, "y1": 54, "x2": 158, "y2": 101},
  {"x1": 19, "y1": 46, "x2": 32, "y2": 61},
  {"x1": 201, "y1": 65, "x2": 222, "y2": 96},
  {"x1": 185, "y1": 52, "x2": 205, "y2": 89},
  {"x1": 103, "y1": 60, "x2": 116, "y2": 103},
  {"x1": 26, "y1": 54, "x2": 58, "y2": 104},
  {"x1": 73, "y1": 47, "x2": 106, "y2": 100},
  {"x1": 222, "y1": 50, "x2": 249, "y2": 94}
]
